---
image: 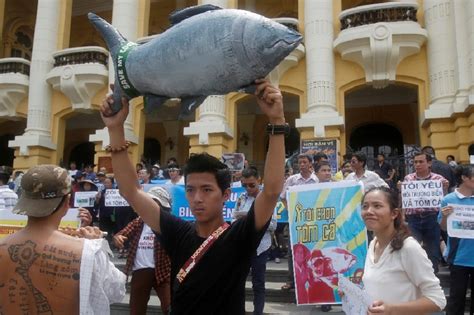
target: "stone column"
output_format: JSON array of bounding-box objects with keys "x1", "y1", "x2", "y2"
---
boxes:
[
  {"x1": 183, "y1": 0, "x2": 233, "y2": 152},
  {"x1": 295, "y1": 0, "x2": 343, "y2": 138},
  {"x1": 423, "y1": 0, "x2": 458, "y2": 119},
  {"x1": 451, "y1": 0, "x2": 470, "y2": 112},
  {"x1": 0, "y1": 0, "x2": 6, "y2": 58},
  {"x1": 90, "y1": 0, "x2": 139, "y2": 149},
  {"x1": 468, "y1": 0, "x2": 474, "y2": 101},
  {"x1": 244, "y1": 0, "x2": 256, "y2": 12},
  {"x1": 9, "y1": 0, "x2": 60, "y2": 158}
]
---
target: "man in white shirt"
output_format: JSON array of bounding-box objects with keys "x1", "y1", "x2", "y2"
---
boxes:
[
  {"x1": 280, "y1": 154, "x2": 318, "y2": 291},
  {"x1": 0, "y1": 166, "x2": 18, "y2": 211},
  {"x1": 0, "y1": 165, "x2": 125, "y2": 315},
  {"x1": 345, "y1": 152, "x2": 389, "y2": 192},
  {"x1": 233, "y1": 166, "x2": 277, "y2": 315}
]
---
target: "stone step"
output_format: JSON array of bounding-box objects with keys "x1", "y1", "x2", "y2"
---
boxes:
[{"x1": 111, "y1": 296, "x2": 345, "y2": 315}]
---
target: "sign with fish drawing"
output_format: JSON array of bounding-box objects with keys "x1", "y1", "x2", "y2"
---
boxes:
[{"x1": 287, "y1": 181, "x2": 367, "y2": 305}]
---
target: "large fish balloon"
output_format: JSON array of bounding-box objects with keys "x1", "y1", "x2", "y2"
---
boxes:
[{"x1": 88, "y1": 4, "x2": 303, "y2": 117}]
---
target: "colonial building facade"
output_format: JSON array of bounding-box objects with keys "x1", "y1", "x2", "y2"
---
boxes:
[{"x1": 0, "y1": 0, "x2": 473, "y2": 174}]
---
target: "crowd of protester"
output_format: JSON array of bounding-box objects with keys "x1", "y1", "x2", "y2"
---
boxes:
[{"x1": 0, "y1": 78, "x2": 472, "y2": 314}]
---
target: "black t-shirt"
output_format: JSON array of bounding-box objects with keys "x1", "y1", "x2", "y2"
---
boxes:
[
  {"x1": 373, "y1": 161, "x2": 393, "y2": 179},
  {"x1": 157, "y1": 202, "x2": 268, "y2": 314}
]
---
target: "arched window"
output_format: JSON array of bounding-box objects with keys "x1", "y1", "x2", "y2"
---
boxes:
[{"x1": 10, "y1": 27, "x2": 33, "y2": 60}]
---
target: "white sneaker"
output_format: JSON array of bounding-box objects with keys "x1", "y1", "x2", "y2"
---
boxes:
[{"x1": 275, "y1": 257, "x2": 281, "y2": 263}]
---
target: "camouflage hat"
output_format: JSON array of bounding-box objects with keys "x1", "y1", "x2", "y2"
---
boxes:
[
  {"x1": 13, "y1": 165, "x2": 71, "y2": 217},
  {"x1": 147, "y1": 186, "x2": 171, "y2": 208}
]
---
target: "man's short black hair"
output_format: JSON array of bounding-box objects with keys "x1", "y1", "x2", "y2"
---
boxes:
[
  {"x1": 421, "y1": 146, "x2": 436, "y2": 157},
  {"x1": 0, "y1": 173, "x2": 9, "y2": 185},
  {"x1": 297, "y1": 154, "x2": 313, "y2": 163},
  {"x1": 377, "y1": 153, "x2": 385, "y2": 158},
  {"x1": 352, "y1": 151, "x2": 367, "y2": 167},
  {"x1": 313, "y1": 152, "x2": 328, "y2": 163},
  {"x1": 242, "y1": 166, "x2": 259, "y2": 179},
  {"x1": 414, "y1": 152, "x2": 432, "y2": 162},
  {"x1": 183, "y1": 153, "x2": 231, "y2": 193},
  {"x1": 314, "y1": 161, "x2": 331, "y2": 173}
]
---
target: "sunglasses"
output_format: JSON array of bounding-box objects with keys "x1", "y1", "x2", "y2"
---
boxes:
[{"x1": 242, "y1": 183, "x2": 257, "y2": 188}]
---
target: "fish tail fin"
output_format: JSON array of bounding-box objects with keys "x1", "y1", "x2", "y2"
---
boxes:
[{"x1": 88, "y1": 12, "x2": 128, "y2": 59}]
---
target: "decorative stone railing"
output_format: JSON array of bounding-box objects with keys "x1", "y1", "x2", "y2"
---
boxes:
[
  {"x1": 340, "y1": 2, "x2": 418, "y2": 30},
  {"x1": 53, "y1": 46, "x2": 108, "y2": 67},
  {"x1": 0, "y1": 58, "x2": 30, "y2": 118},
  {"x1": 334, "y1": 2, "x2": 426, "y2": 89},
  {"x1": 273, "y1": 17, "x2": 299, "y2": 32},
  {"x1": 0, "y1": 58, "x2": 30, "y2": 76},
  {"x1": 46, "y1": 46, "x2": 109, "y2": 111}
]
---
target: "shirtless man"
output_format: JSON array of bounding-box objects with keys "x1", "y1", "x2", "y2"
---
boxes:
[{"x1": 0, "y1": 165, "x2": 125, "y2": 314}]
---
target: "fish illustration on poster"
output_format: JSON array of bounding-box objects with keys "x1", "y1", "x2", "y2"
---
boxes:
[{"x1": 287, "y1": 181, "x2": 367, "y2": 306}]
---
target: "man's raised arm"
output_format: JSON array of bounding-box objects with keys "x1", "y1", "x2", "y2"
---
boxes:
[
  {"x1": 100, "y1": 92, "x2": 162, "y2": 233},
  {"x1": 253, "y1": 80, "x2": 285, "y2": 231}
]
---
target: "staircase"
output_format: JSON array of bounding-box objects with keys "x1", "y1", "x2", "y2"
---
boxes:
[{"x1": 109, "y1": 256, "x2": 469, "y2": 314}]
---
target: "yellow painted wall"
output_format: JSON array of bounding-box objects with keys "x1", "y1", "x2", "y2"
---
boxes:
[
  {"x1": 2, "y1": 0, "x2": 473, "y2": 170},
  {"x1": 69, "y1": 11, "x2": 110, "y2": 48}
]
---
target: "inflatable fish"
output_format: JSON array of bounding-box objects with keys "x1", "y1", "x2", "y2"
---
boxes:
[{"x1": 88, "y1": 4, "x2": 302, "y2": 117}]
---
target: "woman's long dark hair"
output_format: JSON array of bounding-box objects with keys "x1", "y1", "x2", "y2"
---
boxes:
[{"x1": 363, "y1": 187, "x2": 410, "y2": 252}]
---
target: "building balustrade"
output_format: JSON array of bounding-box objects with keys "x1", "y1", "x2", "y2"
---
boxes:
[
  {"x1": 340, "y1": 2, "x2": 418, "y2": 30},
  {"x1": 0, "y1": 58, "x2": 30, "y2": 118},
  {"x1": 46, "y1": 46, "x2": 109, "y2": 111},
  {"x1": 334, "y1": 2, "x2": 426, "y2": 89},
  {"x1": 0, "y1": 58, "x2": 30, "y2": 76},
  {"x1": 53, "y1": 46, "x2": 108, "y2": 67}
]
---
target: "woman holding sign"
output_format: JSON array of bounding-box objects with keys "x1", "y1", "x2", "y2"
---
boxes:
[
  {"x1": 360, "y1": 187, "x2": 446, "y2": 314},
  {"x1": 439, "y1": 164, "x2": 474, "y2": 315}
]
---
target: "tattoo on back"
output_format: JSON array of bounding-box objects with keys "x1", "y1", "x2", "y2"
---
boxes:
[{"x1": 8, "y1": 241, "x2": 53, "y2": 314}]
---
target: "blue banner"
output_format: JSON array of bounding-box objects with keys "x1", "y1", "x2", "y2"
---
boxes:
[{"x1": 143, "y1": 184, "x2": 289, "y2": 222}]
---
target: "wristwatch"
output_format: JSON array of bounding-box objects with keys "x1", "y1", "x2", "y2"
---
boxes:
[{"x1": 266, "y1": 123, "x2": 290, "y2": 136}]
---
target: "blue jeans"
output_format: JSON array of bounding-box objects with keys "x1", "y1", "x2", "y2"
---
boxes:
[
  {"x1": 251, "y1": 249, "x2": 270, "y2": 315},
  {"x1": 406, "y1": 213, "x2": 440, "y2": 273}
]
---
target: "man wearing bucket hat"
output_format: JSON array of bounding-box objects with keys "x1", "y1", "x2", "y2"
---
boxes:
[
  {"x1": 114, "y1": 186, "x2": 172, "y2": 314},
  {"x1": 0, "y1": 164, "x2": 126, "y2": 314}
]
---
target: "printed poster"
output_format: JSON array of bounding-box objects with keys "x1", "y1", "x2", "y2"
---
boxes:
[
  {"x1": 300, "y1": 139, "x2": 338, "y2": 174},
  {"x1": 287, "y1": 181, "x2": 367, "y2": 305},
  {"x1": 74, "y1": 191, "x2": 98, "y2": 207},
  {"x1": 338, "y1": 275, "x2": 372, "y2": 315},
  {"x1": 221, "y1": 153, "x2": 245, "y2": 172},
  {"x1": 0, "y1": 208, "x2": 80, "y2": 238},
  {"x1": 400, "y1": 180, "x2": 443, "y2": 209},
  {"x1": 104, "y1": 189, "x2": 130, "y2": 207},
  {"x1": 447, "y1": 204, "x2": 474, "y2": 239}
]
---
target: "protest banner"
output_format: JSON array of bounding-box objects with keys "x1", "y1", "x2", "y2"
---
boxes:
[
  {"x1": 338, "y1": 275, "x2": 371, "y2": 315},
  {"x1": 104, "y1": 189, "x2": 130, "y2": 207},
  {"x1": 287, "y1": 181, "x2": 367, "y2": 305},
  {"x1": 0, "y1": 208, "x2": 80, "y2": 238},
  {"x1": 300, "y1": 139, "x2": 338, "y2": 173},
  {"x1": 74, "y1": 191, "x2": 98, "y2": 207},
  {"x1": 447, "y1": 204, "x2": 474, "y2": 239},
  {"x1": 400, "y1": 180, "x2": 443, "y2": 209},
  {"x1": 221, "y1": 153, "x2": 245, "y2": 172},
  {"x1": 141, "y1": 184, "x2": 290, "y2": 222}
]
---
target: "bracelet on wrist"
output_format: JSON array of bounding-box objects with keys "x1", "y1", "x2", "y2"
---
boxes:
[
  {"x1": 266, "y1": 123, "x2": 290, "y2": 136},
  {"x1": 105, "y1": 141, "x2": 131, "y2": 153}
]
